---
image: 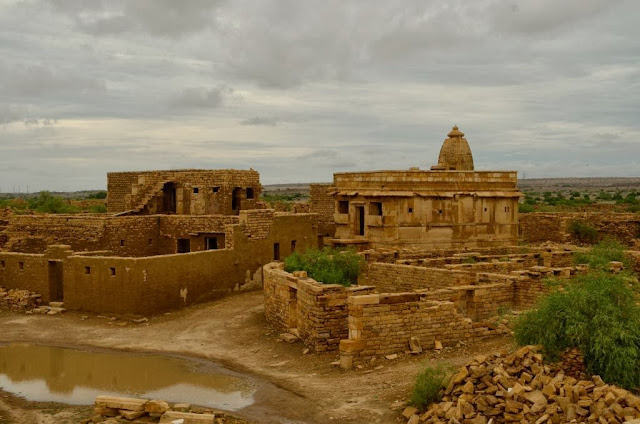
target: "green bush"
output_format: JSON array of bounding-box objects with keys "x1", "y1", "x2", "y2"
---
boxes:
[
  {"x1": 89, "y1": 204, "x2": 107, "y2": 213},
  {"x1": 518, "y1": 203, "x2": 535, "y2": 213},
  {"x1": 410, "y1": 364, "x2": 453, "y2": 409},
  {"x1": 86, "y1": 191, "x2": 107, "y2": 199},
  {"x1": 574, "y1": 239, "x2": 630, "y2": 271},
  {"x1": 514, "y1": 271, "x2": 640, "y2": 389},
  {"x1": 284, "y1": 247, "x2": 363, "y2": 287},
  {"x1": 28, "y1": 191, "x2": 78, "y2": 214},
  {"x1": 567, "y1": 220, "x2": 599, "y2": 245}
]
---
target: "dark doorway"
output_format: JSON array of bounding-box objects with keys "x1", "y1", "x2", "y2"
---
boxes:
[
  {"x1": 162, "y1": 182, "x2": 177, "y2": 214},
  {"x1": 273, "y1": 243, "x2": 280, "y2": 261},
  {"x1": 48, "y1": 260, "x2": 63, "y2": 302},
  {"x1": 177, "y1": 239, "x2": 191, "y2": 253},
  {"x1": 356, "y1": 206, "x2": 365, "y2": 236},
  {"x1": 232, "y1": 187, "x2": 243, "y2": 213}
]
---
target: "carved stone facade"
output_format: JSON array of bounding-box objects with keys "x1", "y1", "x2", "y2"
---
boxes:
[{"x1": 329, "y1": 127, "x2": 522, "y2": 249}]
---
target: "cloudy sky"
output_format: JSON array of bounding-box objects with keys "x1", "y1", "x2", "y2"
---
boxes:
[{"x1": 1, "y1": 0, "x2": 639, "y2": 191}]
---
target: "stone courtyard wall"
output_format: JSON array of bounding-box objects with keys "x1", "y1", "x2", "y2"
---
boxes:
[
  {"x1": 339, "y1": 293, "x2": 507, "y2": 368},
  {"x1": 263, "y1": 262, "x2": 375, "y2": 352},
  {"x1": 520, "y1": 212, "x2": 640, "y2": 245},
  {"x1": 359, "y1": 263, "x2": 473, "y2": 292}
]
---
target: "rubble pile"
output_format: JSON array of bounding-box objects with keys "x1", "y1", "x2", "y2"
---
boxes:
[
  {"x1": 404, "y1": 346, "x2": 640, "y2": 424},
  {"x1": 0, "y1": 286, "x2": 42, "y2": 311},
  {"x1": 82, "y1": 395, "x2": 231, "y2": 423}
]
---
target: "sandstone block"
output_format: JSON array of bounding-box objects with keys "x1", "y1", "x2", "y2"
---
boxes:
[
  {"x1": 95, "y1": 396, "x2": 148, "y2": 411},
  {"x1": 159, "y1": 411, "x2": 215, "y2": 423},
  {"x1": 145, "y1": 400, "x2": 170, "y2": 414}
]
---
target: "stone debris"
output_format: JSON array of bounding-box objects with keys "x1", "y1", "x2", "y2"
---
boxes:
[
  {"x1": 0, "y1": 286, "x2": 42, "y2": 311},
  {"x1": 406, "y1": 346, "x2": 640, "y2": 424},
  {"x1": 410, "y1": 337, "x2": 423, "y2": 354},
  {"x1": 82, "y1": 396, "x2": 218, "y2": 423}
]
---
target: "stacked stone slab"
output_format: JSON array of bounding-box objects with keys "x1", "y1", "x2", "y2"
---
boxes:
[
  {"x1": 404, "y1": 346, "x2": 640, "y2": 424},
  {"x1": 87, "y1": 396, "x2": 215, "y2": 423}
]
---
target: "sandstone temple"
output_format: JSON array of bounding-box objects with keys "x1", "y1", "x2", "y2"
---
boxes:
[{"x1": 311, "y1": 126, "x2": 522, "y2": 249}]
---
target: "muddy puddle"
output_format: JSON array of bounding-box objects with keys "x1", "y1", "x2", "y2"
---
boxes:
[{"x1": 0, "y1": 343, "x2": 255, "y2": 411}]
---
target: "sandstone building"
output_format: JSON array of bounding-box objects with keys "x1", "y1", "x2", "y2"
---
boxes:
[
  {"x1": 107, "y1": 169, "x2": 261, "y2": 216},
  {"x1": 325, "y1": 126, "x2": 522, "y2": 249},
  {"x1": 0, "y1": 169, "x2": 316, "y2": 314}
]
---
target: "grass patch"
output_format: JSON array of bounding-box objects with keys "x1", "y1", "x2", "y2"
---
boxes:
[
  {"x1": 410, "y1": 363, "x2": 453, "y2": 409},
  {"x1": 574, "y1": 239, "x2": 630, "y2": 270},
  {"x1": 284, "y1": 247, "x2": 363, "y2": 287}
]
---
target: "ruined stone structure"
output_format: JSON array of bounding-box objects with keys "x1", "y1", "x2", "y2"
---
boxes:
[
  {"x1": 107, "y1": 169, "x2": 262, "y2": 215},
  {"x1": 327, "y1": 127, "x2": 522, "y2": 249},
  {"x1": 263, "y1": 245, "x2": 601, "y2": 368},
  {"x1": 0, "y1": 169, "x2": 316, "y2": 314}
]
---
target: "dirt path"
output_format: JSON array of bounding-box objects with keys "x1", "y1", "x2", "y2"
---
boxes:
[{"x1": 0, "y1": 291, "x2": 514, "y2": 423}]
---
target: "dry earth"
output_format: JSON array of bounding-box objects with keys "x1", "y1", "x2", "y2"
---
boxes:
[{"x1": 0, "y1": 291, "x2": 514, "y2": 424}]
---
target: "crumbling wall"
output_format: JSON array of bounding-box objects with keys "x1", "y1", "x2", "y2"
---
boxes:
[
  {"x1": 263, "y1": 262, "x2": 375, "y2": 352},
  {"x1": 520, "y1": 213, "x2": 640, "y2": 245},
  {"x1": 107, "y1": 169, "x2": 262, "y2": 215},
  {"x1": 360, "y1": 262, "x2": 473, "y2": 292},
  {"x1": 309, "y1": 183, "x2": 336, "y2": 241},
  {"x1": 63, "y1": 213, "x2": 317, "y2": 314},
  {"x1": 0, "y1": 252, "x2": 47, "y2": 299},
  {"x1": 339, "y1": 293, "x2": 506, "y2": 368}
]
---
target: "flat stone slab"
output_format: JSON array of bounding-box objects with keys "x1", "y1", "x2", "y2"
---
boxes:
[
  {"x1": 159, "y1": 411, "x2": 215, "y2": 423},
  {"x1": 95, "y1": 395, "x2": 148, "y2": 411}
]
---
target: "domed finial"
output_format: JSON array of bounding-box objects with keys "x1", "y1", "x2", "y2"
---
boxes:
[{"x1": 447, "y1": 125, "x2": 464, "y2": 138}]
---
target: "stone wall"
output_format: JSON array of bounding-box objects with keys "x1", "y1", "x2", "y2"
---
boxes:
[
  {"x1": 107, "y1": 169, "x2": 261, "y2": 215},
  {"x1": 339, "y1": 292, "x2": 506, "y2": 368},
  {"x1": 520, "y1": 212, "x2": 640, "y2": 245},
  {"x1": 263, "y1": 262, "x2": 375, "y2": 352},
  {"x1": 309, "y1": 183, "x2": 336, "y2": 240},
  {"x1": 0, "y1": 245, "x2": 73, "y2": 303},
  {"x1": 62, "y1": 213, "x2": 317, "y2": 314},
  {"x1": 359, "y1": 262, "x2": 473, "y2": 292}
]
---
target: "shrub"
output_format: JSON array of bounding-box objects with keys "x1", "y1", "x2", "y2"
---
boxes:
[
  {"x1": 514, "y1": 271, "x2": 640, "y2": 389},
  {"x1": 410, "y1": 363, "x2": 453, "y2": 409},
  {"x1": 567, "y1": 220, "x2": 598, "y2": 245},
  {"x1": 284, "y1": 247, "x2": 363, "y2": 287},
  {"x1": 574, "y1": 239, "x2": 630, "y2": 271},
  {"x1": 86, "y1": 191, "x2": 107, "y2": 199},
  {"x1": 28, "y1": 191, "x2": 78, "y2": 214},
  {"x1": 518, "y1": 203, "x2": 535, "y2": 213},
  {"x1": 89, "y1": 204, "x2": 107, "y2": 213}
]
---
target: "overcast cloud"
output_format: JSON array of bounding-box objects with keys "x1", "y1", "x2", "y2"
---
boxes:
[{"x1": 0, "y1": 0, "x2": 638, "y2": 191}]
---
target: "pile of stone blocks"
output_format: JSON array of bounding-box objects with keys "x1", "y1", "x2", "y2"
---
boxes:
[
  {"x1": 403, "y1": 346, "x2": 640, "y2": 424},
  {"x1": 0, "y1": 286, "x2": 41, "y2": 311},
  {"x1": 84, "y1": 396, "x2": 216, "y2": 423}
]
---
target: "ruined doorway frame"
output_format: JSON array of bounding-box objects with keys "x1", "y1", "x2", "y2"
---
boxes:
[
  {"x1": 47, "y1": 260, "x2": 64, "y2": 302},
  {"x1": 355, "y1": 205, "x2": 365, "y2": 236}
]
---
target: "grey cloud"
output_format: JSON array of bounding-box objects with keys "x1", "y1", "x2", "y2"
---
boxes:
[
  {"x1": 168, "y1": 85, "x2": 233, "y2": 110},
  {"x1": 50, "y1": 0, "x2": 223, "y2": 37},
  {"x1": 240, "y1": 117, "x2": 280, "y2": 126},
  {"x1": 0, "y1": 105, "x2": 24, "y2": 125},
  {"x1": 0, "y1": 62, "x2": 105, "y2": 97},
  {"x1": 486, "y1": 0, "x2": 621, "y2": 35}
]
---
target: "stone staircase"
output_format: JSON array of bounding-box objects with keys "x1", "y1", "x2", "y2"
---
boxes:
[{"x1": 121, "y1": 180, "x2": 171, "y2": 215}]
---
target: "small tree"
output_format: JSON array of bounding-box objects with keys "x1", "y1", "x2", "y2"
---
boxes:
[{"x1": 567, "y1": 220, "x2": 598, "y2": 245}]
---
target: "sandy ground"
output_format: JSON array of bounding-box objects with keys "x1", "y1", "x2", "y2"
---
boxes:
[{"x1": 0, "y1": 291, "x2": 514, "y2": 424}]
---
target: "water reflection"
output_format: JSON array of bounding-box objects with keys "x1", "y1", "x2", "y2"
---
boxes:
[{"x1": 0, "y1": 343, "x2": 255, "y2": 410}]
